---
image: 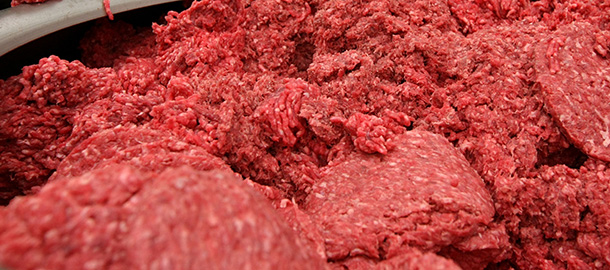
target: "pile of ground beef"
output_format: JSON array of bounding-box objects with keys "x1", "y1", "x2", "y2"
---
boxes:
[
  {"x1": 1, "y1": 0, "x2": 610, "y2": 269},
  {"x1": 0, "y1": 165, "x2": 325, "y2": 269}
]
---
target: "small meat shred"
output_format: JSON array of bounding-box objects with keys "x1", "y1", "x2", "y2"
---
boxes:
[
  {"x1": 103, "y1": 0, "x2": 114, "y2": 20},
  {"x1": 11, "y1": 0, "x2": 114, "y2": 20},
  {"x1": 253, "y1": 78, "x2": 311, "y2": 147}
]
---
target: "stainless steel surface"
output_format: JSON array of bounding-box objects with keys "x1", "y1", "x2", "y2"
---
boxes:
[{"x1": 0, "y1": 0, "x2": 179, "y2": 56}]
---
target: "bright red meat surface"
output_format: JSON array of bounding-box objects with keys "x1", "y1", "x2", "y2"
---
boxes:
[{"x1": 2, "y1": 0, "x2": 610, "y2": 268}]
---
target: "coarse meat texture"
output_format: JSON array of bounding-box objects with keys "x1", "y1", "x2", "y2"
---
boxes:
[
  {"x1": 535, "y1": 22, "x2": 610, "y2": 163},
  {"x1": 332, "y1": 247, "x2": 463, "y2": 270},
  {"x1": 0, "y1": 56, "x2": 123, "y2": 202},
  {"x1": 49, "y1": 125, "x2": 233, "y2": 181},
  {"x1": 0, "y1": 165, "x2": 326, "y2": 269},
  {"x1": 2, "y1": 0, "x2": 610, "y2": 268},
  {"x1": 303, "y1": 130, "x2": 508, "y2": 269},
  {"x1": 492, "y1": 159, "x2": 610, "y2": 269}
]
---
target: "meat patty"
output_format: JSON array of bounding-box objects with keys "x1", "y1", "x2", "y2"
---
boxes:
[
  {"x1": 536, "y1": 22, "x2": 610, "y2": 162},
  {"x1": 0, "y1": 165, "x2": 326, "y2": 269},
  {"x1": 50, "y1": 125, "x2": 231, "y2": 181},
  {"x1": 332, "y1": 247, "x2": 462, "y2": 270},
  {"x1": 303, "y1": 129, "x2": 508, "y2": 268}
]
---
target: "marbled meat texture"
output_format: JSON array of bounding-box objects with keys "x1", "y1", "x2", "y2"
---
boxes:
[
  {"x1": 0, "y1": 165, "x2": 325, "y2": 270},
  {"x1": 49, "y1": 125, "x2": 232, "y2": 181},
  {"x1": 536, "y1": 22, "x2": 610, "y2": 162},
  {"x1": 2, "y1": 0, "x2": 610, "y2": 268},
  {"x1": 303, "y1": 130, "x2": 507, "y2": 269}
]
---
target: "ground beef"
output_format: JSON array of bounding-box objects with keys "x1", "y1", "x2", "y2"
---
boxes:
[
  {"x1": 334, "y1": 247, "x2": 462, "y2": 270},
  {"x1": 0, "y1": 56, "x2": 120, "y2": 201},
  {"x1": 2, "y1": 0, "x2": 610, "y2": 268},
  {"x1": 80, "y1": 20, "x2": 158, "y2": 68},
  {"x1": 49, "y1": 125, "x2": 232, "y2": 181},
  {"x1": 302, "y1": 130, "x2": 509, "y2": 269},
  {"x1": 0, "y1": 165, "x2": 325, "y2": 269},
  {"x1": 535, "y1": 22, "x2": 610, "y2": 163},
  {"x1": 493, "y1": 159, "x2": 610, "y2": 269}
]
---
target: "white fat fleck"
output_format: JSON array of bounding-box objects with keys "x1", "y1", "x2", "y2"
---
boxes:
[
  {"x1": 234, "y1": 219, "x2": 244, "y2": 232},
  {"x1": 174, "y1": 177, "x2": 188, "y2": 189},
  {"x1": 350, "y1": 248, "x2": 365, "y2": 255},
  {"x1": 412, "y1": 176, "x2": 425, "y2": 182},
  {"x1": 602, "y1": 130, "x2": 610, "y2": 147},
  {"x1": 44, "y1": 229, "x2": 58, "y2": 240},
  {"x1": 279, "y1": 199, "x2": 290, "y2": 208},
  {"x1": 84, "y1": 260, "x2": 102, "y2": 270},
  {"x1": 119, "y1": 222, "x2": 128, "y2": 232}
]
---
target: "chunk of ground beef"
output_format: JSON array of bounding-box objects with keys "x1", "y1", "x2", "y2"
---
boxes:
[
  {"x1": 50, "y1": 125, "x2": 232, "y2": 181},
  {"x1": 535, "y1": 22, "x2": 610, "y2": 162},
  {"x1": 80, "y1": 20, "x2": 158, "y2": 68},
  {"x1": 0, "y1": 165, "x2": 325, "y2": 269},
  {"x1": 333, "y1": 247, "x2": 462, "y2": 270},
  {"x1": 0, "y1": 56, "x2": 120, "y2": 201},
  {"x1": 303, "y1": 130, "x2": 509, "y2": 269},
  {"x1": 493, "y1": 159, "x2": 610, "y2": 269}
]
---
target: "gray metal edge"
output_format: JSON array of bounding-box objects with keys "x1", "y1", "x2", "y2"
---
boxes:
[{"x1": 0, "y1": 0, "x2": 180, "y2": 57}]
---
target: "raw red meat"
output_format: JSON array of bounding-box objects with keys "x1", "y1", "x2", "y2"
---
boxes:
[
  {"x1": 103, "y1": 0, "x2": 113, "y2": 20},
  {"x1": 50, "y1": 125, "x2": 232, "y2": 181},
  {"x1": 3, "y1": 0, "x2": 610, "y2": 268},
  {"x1": 332, "y1": 248, "x2": 462, "y2": 270},
  {"x1": 80, "y1": 20, "x2": 158, "y2": 68},
  {"x1": 493, "y1": 159, "x2": 610, "y2": 269},
  {"x1": 536, "y1": 22, "x2": 610, "y2": 162},
  {"x1": 302, "y1": 130, "x2": 509, "y2": 269},
  {"x1": 0, "y1": 165, "x2": 325, "y2": 269},
  {"x1": 0, "y1": 56, "x2": 120, "y2": 201}
]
